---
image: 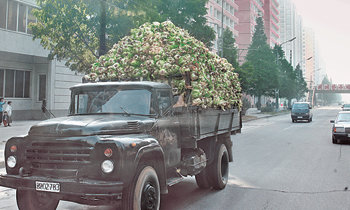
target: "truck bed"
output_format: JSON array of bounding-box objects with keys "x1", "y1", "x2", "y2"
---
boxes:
[{"x1": 174, "y1": 107, "x2": 241, "y2": 148}]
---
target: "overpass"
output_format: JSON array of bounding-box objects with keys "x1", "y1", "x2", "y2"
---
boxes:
[
  {"x1": 314, "y1": 84, "x2": 350, "y2": 94},
  {"x1": 309, "y1": 84, "x2": 350, "y2": 105}
]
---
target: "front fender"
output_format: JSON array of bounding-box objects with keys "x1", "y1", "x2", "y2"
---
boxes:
[{"x1": 134, "y1": 143, "x2": 167, "y2": 194}]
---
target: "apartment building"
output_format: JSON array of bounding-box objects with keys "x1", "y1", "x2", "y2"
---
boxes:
[
  {"x1": 0, "y1": 0, "x2": 82, "y2": 120},
  {"x1": 263, "y1": 0, "x2": 279, "y2": 47},
  {"x1": 279, "y1": 0, "x2": 304, "y2": 69},
  {"x1": 206, "y1": 0, "x2": 239, "y2": 54}
]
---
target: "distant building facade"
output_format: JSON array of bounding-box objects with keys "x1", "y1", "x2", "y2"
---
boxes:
[
  {"x1": 263, "y1": 0, "x2": 279, "y2": 47},
  {"x1": 0, "y1": 0, "x2": 82, "y2": 120},
  {"x1": 279, "y1": 0, "x2": 304, "y2": 70},
  {"x1": 235, "y1": 0, "x2": 279, "y2": 63},
  {"x1": 205, "y1": 0, "x2": 239, "y2": 54}
]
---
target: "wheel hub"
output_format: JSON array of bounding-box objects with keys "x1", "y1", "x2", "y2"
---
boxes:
[{"x1": 141, "y1": 183, "x2": 157, "y2": 210}]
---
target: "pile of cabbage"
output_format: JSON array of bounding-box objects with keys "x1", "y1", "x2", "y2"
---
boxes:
[{"x1": 85, "y1": 21, "x2": 242, "y2": 110}]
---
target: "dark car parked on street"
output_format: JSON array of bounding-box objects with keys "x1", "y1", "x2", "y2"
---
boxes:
[
  {"x1": 291, "y1": 102, "x2": 313, "y2": 123},
  {"x1": 330, "y1": 111, "x2": 350, "y2": 144},
  {"x1": 342, "y1": 104, "x2": 350, "y2": 111}
]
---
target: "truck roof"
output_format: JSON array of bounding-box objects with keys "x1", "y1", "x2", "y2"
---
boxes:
[{"x1": 70, "y1": 81, "x2": 171, "y2": 90}]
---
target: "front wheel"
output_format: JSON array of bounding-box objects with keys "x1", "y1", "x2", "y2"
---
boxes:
[
  {"x1": 122, "y1": 165, "x2": 160, "y2": 210},
  {"x1": 16, "y1": 189, "x2": 59, "y2": 210},
  {"x1": 208, "y1": 144, "x2": 229, "y2": 190}
]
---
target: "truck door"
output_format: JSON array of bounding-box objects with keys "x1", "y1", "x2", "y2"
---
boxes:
[{"x1": 154, "y1": 90, "x2": 181, "y2": 168}]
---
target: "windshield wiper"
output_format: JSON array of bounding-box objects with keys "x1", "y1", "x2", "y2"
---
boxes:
[{"x1": 120, "y1": 106, "x2": 130, "y2": 116}]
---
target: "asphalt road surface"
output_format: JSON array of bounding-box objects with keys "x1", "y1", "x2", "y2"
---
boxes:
[{"x1": 0, "y1": 107, "x2": 349, "y2": 210}]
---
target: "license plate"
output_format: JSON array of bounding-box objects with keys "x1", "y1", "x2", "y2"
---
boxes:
[
  {"x1": 348, "y1": 134, "x2": 350, "y2": 137},
  {"x1": 35, "y1": 181, "x2": 60, "y2": 192},
  {"x1": 298, "y1": 116, "x2": 303, "y2": 119}
]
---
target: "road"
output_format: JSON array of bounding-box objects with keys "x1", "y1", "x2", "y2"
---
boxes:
[{"x1": 1, "y1": 107, "x2": 349, "y2": 209}]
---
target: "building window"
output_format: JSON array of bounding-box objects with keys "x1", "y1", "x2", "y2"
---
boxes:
[
  {"x1": 27, "y1": 7, "x2": 36, "y2": 34},
  {"x1": 0, "y1": 69, "x2": 31, "y2": 98},
  {"x1": 0, "y1": 0, "x2": 7, "y2": 29},
  {"x1": 18, "y1": 3, "x2": 26, "y2": 32},
  {"x1": 38, "y1": 74, "x2": 46, "y2": 101},
  {"x1": 1, "y1": 0, "x2": 37, "y2": 34},
  {"x1": 7, "y1": 0, "x2": 17, "y2": 31}
]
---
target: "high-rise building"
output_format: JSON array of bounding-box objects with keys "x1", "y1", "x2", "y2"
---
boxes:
[
  {"x1": 304, "y1": 27, "x2": 316, "y2": 89},
  {"x1": 205, "y1": 0, "x2": 239, "y2": 54},
  {"x1": 279, "y1": 0, "x2": 304, "y2": 69},
  {"x1": 235, "y1": 0, "x2": 279, "y2": 63},
  {"x1": 235, "y1": 0, "x2": 264, "y2": 62},
  {"x1": 263, "y1": 0, "x2": 279, "y2": 47}
]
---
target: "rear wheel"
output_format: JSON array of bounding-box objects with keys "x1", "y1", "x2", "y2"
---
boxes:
[
  {"x1": 122, "y1": 165, "x2": 160, "y2": 210},
  {"x1": 208, "y1": 144, "x2": 229, "y2": 190},
  {"x1": 195, "y1": 167, "x2": 211, "y2": 189},
  {"x1": 16, "y1": 189, "x2": 59, "y2": 210}
]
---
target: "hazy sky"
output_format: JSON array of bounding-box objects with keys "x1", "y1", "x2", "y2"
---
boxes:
[{"x1": 291, "y1": 0, "x2": 350, "y2": 84}]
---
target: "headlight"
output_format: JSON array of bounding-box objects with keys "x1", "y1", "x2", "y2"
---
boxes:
[
  {"x1": 101, "y1": 160, "x2": 114, "y2": 173},
  {"x1": 334, "y1": 127, "x2": 345, "y2": 133},
  {"x1": 7, "y1": 156, "x2": 16, "y2": 168}
]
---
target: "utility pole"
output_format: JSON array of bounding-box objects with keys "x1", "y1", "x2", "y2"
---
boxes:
[{"x1": 220, "y1": 0, "x2": 224, "y2": 57}]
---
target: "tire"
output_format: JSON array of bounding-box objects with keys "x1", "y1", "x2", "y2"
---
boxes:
[
  {"x1": 292, "y1": 119, "x2": 295, "y2": 123},
  {"x1": 332, "y1": 136, "x2": 337, "y2": 144},
  {"x1": 195, "y1": 167, "x2": 211, "y2": 189},
  {"x1": 122, "y1": 165, "x2": 160, "y2": 210},
  {"x1": 208, "y1": 144, "x2": 229, "y2": 190},
  {"x1": 16, "y1": 189, "x2": 59, "y2": 210},
  {"x1": 310, "y1": 117, "x2": 313, "y2": 122}
]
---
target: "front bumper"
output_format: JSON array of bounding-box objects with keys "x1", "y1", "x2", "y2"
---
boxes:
[
  {"x1": 291, "y1": 116, "x2": 310, "y2": 120},
  {"x1": 0, "y1": 174, "x2": 123, "y2": 203}
]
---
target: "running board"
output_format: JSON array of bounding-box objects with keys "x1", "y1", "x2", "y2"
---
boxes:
[{"x1": 166, "y1": 176, "x2": 184, "y2": 186}]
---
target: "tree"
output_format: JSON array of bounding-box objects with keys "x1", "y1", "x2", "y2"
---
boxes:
[
  {"x1": 274, "y1": 45, "x2": 297, "y2": 107},
  {"x1": 222, "y1": 28, "x2": 238, "y2": 68},
  {"x1": 31, "y1": 0, "x2": 138, "y2": 72},
  {"x1": 156, "y1": 0, "x2": 215, "y2": 48},
  {"x1": 31, "y1": 0, "x2": 215, "y2": 73},
  {"x1": 236, "y1": 62, "x2": 256, "y2": 94},
  {"x1": 319, "y1": 76, "x2": 341, "y2": 105},
  {"x1": 294, "y1": 64, "x2": 308, "y2": 101},
  {"x1": 244, "y1": 16, "x2": 278, "y2": 109}
]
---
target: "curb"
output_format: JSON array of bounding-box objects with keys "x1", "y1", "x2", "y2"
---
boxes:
[{"x1": 243, "y1": 111, "x2": 289, "y2": 122}]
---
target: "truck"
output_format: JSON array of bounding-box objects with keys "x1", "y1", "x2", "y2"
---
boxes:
[{"x1": 0, "y1": 81, "x2": 241, "y2": 210}]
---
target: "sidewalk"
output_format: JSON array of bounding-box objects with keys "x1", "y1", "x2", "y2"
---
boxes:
[
  {"x1": 0, "y1": 120, "x2": 40, "y2": 167},
  {"x1": 243, "y1": 108, "x2": 290, "y2": 122}
]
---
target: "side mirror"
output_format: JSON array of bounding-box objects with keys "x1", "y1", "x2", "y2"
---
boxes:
[{"x1": 330, "y1": 120, "x2": 335, "y2": 123}]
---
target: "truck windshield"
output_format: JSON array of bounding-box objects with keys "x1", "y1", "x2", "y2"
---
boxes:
[{"x1": 71, "y1": 89, "x2": 152, "y2": 115}]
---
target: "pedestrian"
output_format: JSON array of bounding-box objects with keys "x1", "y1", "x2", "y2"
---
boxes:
[
  {"x1": 2, "y1": 111, "x2": 8, "y2": 127},
  {"x1": 0, "y1": 97, "x2": 6, "y2": 126},
  {"x1": 4, "y1": 101, "x2": 12, "y2": 126}
]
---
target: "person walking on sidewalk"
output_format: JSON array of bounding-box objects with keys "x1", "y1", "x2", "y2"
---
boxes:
[
  {"x1": 4, "y1": 101, "x2": 12, "y2": 126},
  {"x1": 0, "y1": 98, "x2": 6, "y2": 126}
]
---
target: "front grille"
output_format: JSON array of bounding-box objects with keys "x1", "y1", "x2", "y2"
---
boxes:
[
  {"x1": 345, "y1": 128, "x2": 350, "y2": 133},
  {"x1": 127, "y1": 121, "x2": 140, "y2": 130},
  {"x1": 25, "y1": 141, "x2": 93, "y2": 176}
]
